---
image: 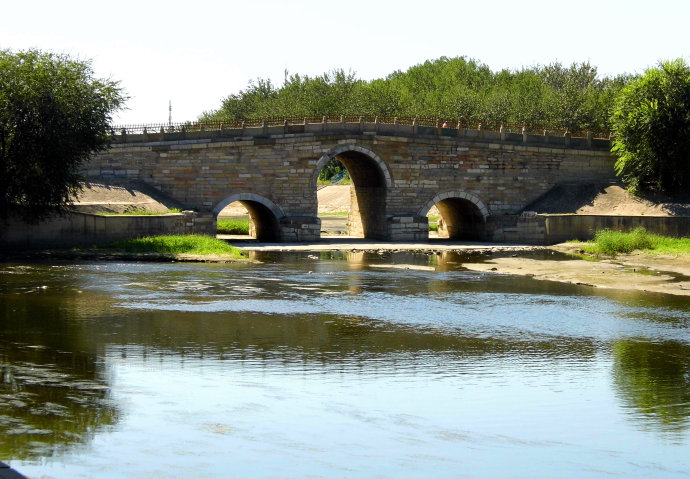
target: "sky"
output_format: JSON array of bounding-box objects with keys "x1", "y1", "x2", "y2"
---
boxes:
[{"x1": 2, "y1": 0, "x2": 688, "y2": 125}]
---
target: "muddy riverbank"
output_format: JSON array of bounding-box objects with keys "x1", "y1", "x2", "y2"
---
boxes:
[
  {"x1": 463, "y1": 246, "x2": 690, "y2": 297},
  {"x1": 3, "y1": 239, "x2": 689, "y2": 297},
  {"x1": 233, "y1": 240, "x2": 690, "y2": 297}
]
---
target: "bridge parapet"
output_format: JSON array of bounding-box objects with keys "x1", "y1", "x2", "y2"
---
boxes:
[{"x1": 111, "y1": 117, "x2": 611, "y2": 151}]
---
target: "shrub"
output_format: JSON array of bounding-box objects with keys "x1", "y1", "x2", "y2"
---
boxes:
[{"x1": 592, "y1": 227, "x2": 654, "y2": 255}]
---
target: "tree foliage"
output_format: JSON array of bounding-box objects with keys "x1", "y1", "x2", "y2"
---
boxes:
[
  {"x1": 201, "y1": 56, "x2": 628, "y2": 134},
  {"x1": 611, "y1": 59, "x2": 690, "y2": 194},
  {"x1": 613, "y1": 339, "x2": 690, "y2": 433},
  {"x1": 0, "y1": 49, "x2": 126, "y2": 222},
  {"x1": 317, "y1": 158, "x2": 348, "y2": 183}
]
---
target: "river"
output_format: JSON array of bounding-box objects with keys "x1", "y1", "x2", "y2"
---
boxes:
[{"x1": 1, "y1": 251, "x2": 690, "y2": 478}]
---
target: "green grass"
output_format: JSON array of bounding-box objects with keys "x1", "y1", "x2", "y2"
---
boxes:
[
  {"x1": 101, "y1": 208, "x2": 182, "y2": 216},
  {"x1": 643, "y1": 234, "x2": 690, "y2": 254},
  {"x1": 101, "y1": 234, "x2": 247, "y2": 258},
  {"x1": 582, "y1": 227, "x2": 690, "y2": 256},
  {"x1": 318, "y1": 211, "x2": 348, "y2": 216},
  {"x1": 217, "y1": 217, "x2": 250, "y2": 234}
]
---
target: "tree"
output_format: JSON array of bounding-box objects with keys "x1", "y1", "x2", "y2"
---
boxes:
[
  {"x1": 0, "y1": 49, "x2": 126, "y2": 222},
  {"x1": 611, "y1": 59, "x2": 690, "y2": 194},
  {"x1": 201, "y1": 56, "x2": 625, "y2": 133}
]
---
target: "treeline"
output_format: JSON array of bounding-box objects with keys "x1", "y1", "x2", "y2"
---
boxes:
[{"x1": 201, "y1": 56, "x2": 631, "y2": 134}]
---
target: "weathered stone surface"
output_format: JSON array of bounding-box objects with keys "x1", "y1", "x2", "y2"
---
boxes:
[{"x1": 84, "y1": 128, "x2": 615, "y2": 242}]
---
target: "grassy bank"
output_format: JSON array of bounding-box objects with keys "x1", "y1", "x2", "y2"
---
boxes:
[
  {"x1": 102, "y1": 234, "x2": 247, "y2": 258},
  {"x1": 582, "y1": 228, "x2": 690, "y2": 255},
  {"x1": 217, "y1": 217, "x2": 250, "y2": 235}
]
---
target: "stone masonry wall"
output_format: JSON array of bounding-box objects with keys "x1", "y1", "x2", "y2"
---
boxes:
[{"x1": 85, "y1": 126, "x2": 615, "y2": 241}]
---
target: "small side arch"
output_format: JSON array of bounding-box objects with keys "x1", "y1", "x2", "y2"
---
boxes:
[
  {"x1": 213, "y1": 193, "x2": 284, "y2": 241},
  {"x1": 311, "y1": 145, "x2": 393, "y2": 189},
  {"x1": 418, "y1": 191, "x2": 490, "y2": 218},
  {"x1": 212, "y1": 193, "x2": 284, "y2": 218},
  {"x1": 419, "y1": 191, "x2": 489, "y2": 240}
]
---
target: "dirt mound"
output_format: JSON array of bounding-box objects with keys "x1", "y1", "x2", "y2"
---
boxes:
[
  {"x1": 71, "y1": 181, "x2": 184, "y2": 214},
  {"x1": 526, "y1": 182, "x2": 690, "y2": 216}
]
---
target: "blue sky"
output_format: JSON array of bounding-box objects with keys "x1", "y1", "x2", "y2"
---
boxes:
[{"x1": 2, "y1": 0, "x2": 688, "y2": 124}]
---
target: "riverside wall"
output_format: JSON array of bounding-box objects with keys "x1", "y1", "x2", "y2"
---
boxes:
[
  {"x1": 542, "y1": 214, "x2": 690, "y2": 244},
  {"x1": 0, "y1": 211, "x2": 214, "y2": 250}
]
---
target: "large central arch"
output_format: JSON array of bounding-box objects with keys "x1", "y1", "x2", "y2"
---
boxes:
[
  {"x1": 313, "y1": 145, "x2": 392, "y2": 240},
  {"x1": 419, "y1": 191, "x2": 489, "y2": 240},
  {"x1": 213, "y1": 193, "x2": 284, "y2": 241}
]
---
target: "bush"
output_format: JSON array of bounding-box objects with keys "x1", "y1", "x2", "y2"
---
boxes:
[{"x1": 592, "y1": 228, "x2": 654, "y2": 255}]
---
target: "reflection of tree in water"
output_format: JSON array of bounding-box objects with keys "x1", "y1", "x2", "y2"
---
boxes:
[
  {"x1": 0, "y1": 345, "x2": 119, "y2": 459},
  {"x1": 0, "y1": 282, "x2": 120, "y2": 460},
  {"x1": 613, "y1": 339, "x2": 690, "y2": 434}
]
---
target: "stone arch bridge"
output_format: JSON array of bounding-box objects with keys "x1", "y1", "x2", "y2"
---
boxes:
[{"x1": 86, "y1": 118, "x2": 615, "y2": 242}]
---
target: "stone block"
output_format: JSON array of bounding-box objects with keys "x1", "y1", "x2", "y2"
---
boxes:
[{"x1": 84, "y1": 127, "x2": 615, "y2": 244}]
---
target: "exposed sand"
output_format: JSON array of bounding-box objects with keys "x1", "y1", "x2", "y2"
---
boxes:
[
  {"x1": 527, "y1": 182, "x2": 690, "y2": 216},
  {"x1": 461, "y1": 243, "x2": 690, "y2": 297},
  {"x1": 72, "y1": 181, "x2": 183, "y2": 214},
  {"x1": 317, "y1": 185, "x2": 351, "y2": 213},
  {"x1": 232, "y1": 239, "x2": 690, "y2": 297}
]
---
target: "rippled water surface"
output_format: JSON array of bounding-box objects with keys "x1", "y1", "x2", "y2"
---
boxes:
[{"x1": 2, "y1": 251, "x2": 690, "y2": 478}]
